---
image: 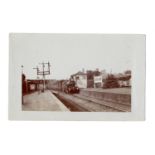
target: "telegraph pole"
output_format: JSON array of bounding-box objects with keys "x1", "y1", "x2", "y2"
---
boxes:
[
  {"x1": 40, "y1": 62, "x2": 45, "y2": 92},
  {"x1": 33, "y1": 62, "x2": 51, "y2": 92}
]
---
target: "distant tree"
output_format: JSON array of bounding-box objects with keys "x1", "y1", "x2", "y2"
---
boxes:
[
  {"x1": 103, "y1": 74, "x2": 119, "y2": 88},
  {"x1": 124, "y1": 70, "x2": 131, "y2": 75}
]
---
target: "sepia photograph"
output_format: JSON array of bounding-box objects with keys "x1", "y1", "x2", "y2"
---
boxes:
[
  {"x1": 1, "y1": 0, "x2": 153, "y2": 155},
  {"x1": 9, "y1": 33, "x2": 145, "y2": 120}
]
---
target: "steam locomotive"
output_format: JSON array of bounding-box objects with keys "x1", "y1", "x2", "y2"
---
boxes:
[
  {"x1": 63, "y1": 80, "x2": 80, "y2": 94},
  {"x1": 47, "y1": 79, "x2": 80, "y2": 94}
]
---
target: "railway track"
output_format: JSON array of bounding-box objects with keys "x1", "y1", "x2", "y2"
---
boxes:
[
  {"x1": 51, "y1": 90, "x2": 127, "y2": 112},
  {"x1": 53, "y1": 93, "x2": 89, "y2": 112}
]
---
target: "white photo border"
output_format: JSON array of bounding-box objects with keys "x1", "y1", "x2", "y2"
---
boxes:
[{"x1": 9, "y1": 33, "x2": 145, "y2": 121}]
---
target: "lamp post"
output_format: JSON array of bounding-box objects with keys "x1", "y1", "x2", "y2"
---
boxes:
[
  {"x1": 21, "y1": 65, "x2": 24, "y2": 105},
  {"x1": 21, "y1": 65, "x2": 24, "y2": 74}
]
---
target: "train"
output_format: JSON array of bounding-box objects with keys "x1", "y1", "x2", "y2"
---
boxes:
[
  {"x1": 47, "y1": 79, "x2": 80, "y2": 94},
  {"x1": 64, "y1": 80, "x2": 80, "y2": 94}
]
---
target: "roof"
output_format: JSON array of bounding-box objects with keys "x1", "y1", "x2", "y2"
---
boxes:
[{"x1": 71, "y1": 71, "x2": 87, "y2": 76}]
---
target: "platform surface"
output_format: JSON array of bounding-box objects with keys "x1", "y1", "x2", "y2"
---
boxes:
[
  {"x1": 22, "y1": 90, "x2": 69, "y2": 111},
  {"x1": 82, "y1": 88, "x2": 131, "y2": 95},
  {"x1": 80, "y1": 88, "x2": 131, "y2": 106}
]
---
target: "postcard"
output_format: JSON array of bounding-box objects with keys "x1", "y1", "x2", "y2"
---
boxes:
[{"x1": 9, "y1": 33, "x2": 145, "y2": 120}]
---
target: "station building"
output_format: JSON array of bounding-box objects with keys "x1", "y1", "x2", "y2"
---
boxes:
[{"x1": 71, "y1": 71, "x2": 87, "y2": 88}]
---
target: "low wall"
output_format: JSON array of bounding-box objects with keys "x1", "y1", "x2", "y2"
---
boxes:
[{"x1": 80, "y1": 89, "x2": 131, "y2": 106}]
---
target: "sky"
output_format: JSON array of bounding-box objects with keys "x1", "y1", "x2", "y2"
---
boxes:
[{"x1": 11, "y1": 33, "x2": 133, "y2": 80}]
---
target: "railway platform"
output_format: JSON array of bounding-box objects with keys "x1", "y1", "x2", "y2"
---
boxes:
[
  {"x1": 22, "y1": 90, "x2": 70, "y2": 111},
  {"x1": 80, "y1": 87, "x2": 131, "y2": 106},
  {"x1": 81, "y1": 87, "x2": 131, "y2": 95}
]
